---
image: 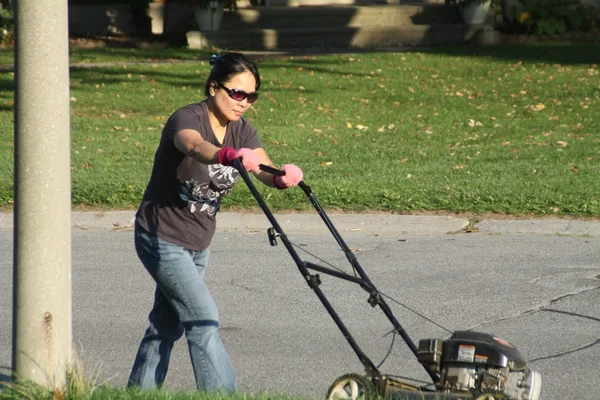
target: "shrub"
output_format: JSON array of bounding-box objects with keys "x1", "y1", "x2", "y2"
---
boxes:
[
  {"x1": 517, "y1": 0, "x2": 600, "y2": 36},
  {"x1": 0, "y1": 0, "x2": 13, "y2": 46}
]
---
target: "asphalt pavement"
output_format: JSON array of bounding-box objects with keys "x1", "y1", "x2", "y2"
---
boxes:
[{"x1": 1, "y1": 211, "x2": 600, "y2": 399}]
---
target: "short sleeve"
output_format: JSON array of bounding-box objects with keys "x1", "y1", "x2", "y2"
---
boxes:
[
  {"x1": 238, "y1": 118, "x2": 262, "y2": 149},
  {"x1": 163, "y1": 105, "x2": 206, "y2": 141}
]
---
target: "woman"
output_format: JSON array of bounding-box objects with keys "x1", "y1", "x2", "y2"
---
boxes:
[{"x1": 128, "y1": 52, "x2": 303, "y2": 392}]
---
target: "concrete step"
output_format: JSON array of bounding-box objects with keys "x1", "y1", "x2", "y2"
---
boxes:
[
  {"x1": 265, "y1": 0, "x2": 448, "y2": 6},
  {"x1": 222, "y1": 4, "x2": 462, "y2": 30},
  {"x1": 187, "y1": 24, "x2": 465, "y2": 50}
]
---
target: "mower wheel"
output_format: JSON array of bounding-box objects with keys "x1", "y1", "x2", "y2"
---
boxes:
[{"x1": 326, "y1": 374, "x2": 377, "y2": 400}]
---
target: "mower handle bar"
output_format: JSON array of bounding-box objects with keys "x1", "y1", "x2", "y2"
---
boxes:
[
  {"x1": 259, "y1": 163, "x2": 285, "y2": 177},
  {"x1": 235, "y1": 158, "x2": 439, "y2": 385}
]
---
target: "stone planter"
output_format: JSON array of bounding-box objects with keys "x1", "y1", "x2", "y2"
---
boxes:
[
  {"x1": 147, "y1": 2, "x2": 165, "y2": 35},
  {"x1": 461, "y1": 0, "x2": 491, "y2": 25}
]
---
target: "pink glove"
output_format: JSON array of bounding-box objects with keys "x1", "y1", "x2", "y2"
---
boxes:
[
  {"x1": 273, "y1": 164, "x2": 303, "y2": 189},
  {"x1": 218, "y1": 146, "x2": 260, "y2": 173}
]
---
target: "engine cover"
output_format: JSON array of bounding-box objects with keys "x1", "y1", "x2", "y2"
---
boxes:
[{"x1": 418, "y1": 331, "x2": 541, "y2": 400}]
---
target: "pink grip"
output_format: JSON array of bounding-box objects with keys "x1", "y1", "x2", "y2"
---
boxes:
[{"x1": 274, "y1": 164, "x2": 303, "y2": 189}]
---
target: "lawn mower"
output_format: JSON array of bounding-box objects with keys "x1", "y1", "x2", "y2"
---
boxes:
[{"x1": 236, "y1": 160, "x2": 542, "y2": 400}]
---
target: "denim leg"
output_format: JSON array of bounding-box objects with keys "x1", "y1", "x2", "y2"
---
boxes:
[
  {"x1": 128, "y1": 224, "x2": 237, "y2": 392},
  {"x1": 128, "y1": 286, "x2": 184, "y2": 388},
  {"x1": 187, "y1": 250, "x2": 237, "y2": 392}
]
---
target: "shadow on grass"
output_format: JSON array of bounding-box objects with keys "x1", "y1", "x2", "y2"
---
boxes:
[
  {"x1": 416, "y1": 42, "x2": 600, "y2": 66},
  {"x1": 255, "y1": 41, "x2": 600, "y2": 67},
  {"x1": 3, "y1": 42, "x2": 599, "y2": 94},
  {"x1": 0, "y1": 75, "x2": 14, "y2": 112},
  {"x1": 68, "y1": 57, "x2": 372, "y2": 93},
  {"x1": 69, "y1": 46, "x2": 211, "y2": 65}
]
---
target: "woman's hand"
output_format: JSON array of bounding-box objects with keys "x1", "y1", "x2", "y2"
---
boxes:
[
  {"x1": 218, "y1": 146, "x2": 260, "y2": 173},
  {"x1": 273, "y1": 164, "x2": 303, "y2": 189}
]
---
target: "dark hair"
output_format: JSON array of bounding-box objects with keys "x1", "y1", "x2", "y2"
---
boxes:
[{"x1": 204, "y1": 52, "x2": 261, "y2": 97}]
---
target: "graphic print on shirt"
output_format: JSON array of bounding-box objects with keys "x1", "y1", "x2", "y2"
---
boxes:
[{"x1": 179, "y1": 165, "x2": 239, "y2": 215}]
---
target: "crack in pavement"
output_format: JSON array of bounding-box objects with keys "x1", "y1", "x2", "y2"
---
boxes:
[
  {"x1": 527, "y1": 338, "x2": 600, "y2": 363},
  {"x1": 466, "y1": 286, "x2": 600, "y2": 331},
  {"x1": 466, "y1": 286, "x2": 600, "y2": 363},
  {"x1": 541, "y1": 308, "x2": 600, "y2": 323}
]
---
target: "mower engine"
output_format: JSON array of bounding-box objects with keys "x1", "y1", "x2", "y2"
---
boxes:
[{"x1": 418, "y1": 331, "x2": 541, "y2": 400}]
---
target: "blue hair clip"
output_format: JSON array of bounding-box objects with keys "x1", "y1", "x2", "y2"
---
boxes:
[{"x1": 209, "y1": 54, "x2": 220, "y2": 66}]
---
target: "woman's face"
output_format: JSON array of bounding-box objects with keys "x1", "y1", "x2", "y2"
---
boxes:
[{"x1": 212, "y1": 70, "x2": 257, "y2": 122}]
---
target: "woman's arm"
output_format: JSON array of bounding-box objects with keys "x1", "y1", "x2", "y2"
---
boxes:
[
  {"x1": 251, "y1": 147, "x2": 279, "y2": 187},
  {"x1": 173, "y1": 129, "x2": 221, "y2": 164},
  {"x1": 174, "y1": 131, "x2": 298, "y2": 187}
]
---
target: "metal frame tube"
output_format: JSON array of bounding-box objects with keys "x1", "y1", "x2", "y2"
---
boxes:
[
  {"x1": 238, "y1": 161, "x2": 381, "y2": 378},
  {"x1": 248, "y1": 163, "x2": 439, "y2": 384}
]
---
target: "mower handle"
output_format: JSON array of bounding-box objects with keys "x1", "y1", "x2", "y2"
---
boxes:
[
  {"x1": 259, "y1": 163, "x2": 285, "y2": 176},
  {"x1": 235, "y1": 157, "x2": 436, "y2": 384}
]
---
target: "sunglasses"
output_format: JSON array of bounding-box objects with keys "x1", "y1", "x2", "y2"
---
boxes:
[{"x1": 217, "y1": 82, "x2": 259, "y2": 104}]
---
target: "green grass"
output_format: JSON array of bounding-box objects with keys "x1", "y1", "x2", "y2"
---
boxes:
[
  {"x1": 0, "y1": 355, "x2": 309, "y2": 400},
  {"x1": 1, "y1": 43, "x2": 600, "y2": 216},
  {"x1": 0, "y1": 47, "x2": 211, "y2": 66},
  {"x1": 0, "y1": 382, "x2": 305, "y2": 400}
]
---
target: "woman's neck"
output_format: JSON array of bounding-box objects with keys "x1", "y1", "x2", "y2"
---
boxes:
[{"x1": 206, "y1": 98, "x2": 228, "y2": 144}]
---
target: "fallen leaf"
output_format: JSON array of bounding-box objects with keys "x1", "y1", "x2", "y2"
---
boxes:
[
  {"x1": 532, "y1": 103, "x2": 546, "y2": 111},
  {"x1": 53, "y1": 388, "x2": 65, "y2": 400},
  {"x1": 556, "y1": 141, "x2": 568, "y2": 147}
]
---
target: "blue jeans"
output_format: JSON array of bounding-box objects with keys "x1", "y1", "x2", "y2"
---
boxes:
[{"x1": 128, "y1": 223, "x2": 237, "y2": 392}]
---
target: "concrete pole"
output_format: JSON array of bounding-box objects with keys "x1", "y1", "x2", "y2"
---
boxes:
[{"x1": 12, "y1": 0, "x2": 72, "y2": 389}]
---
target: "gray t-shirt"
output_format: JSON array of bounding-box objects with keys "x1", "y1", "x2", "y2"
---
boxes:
[{"x1": 136, "y1": 101, "x2": 262, "y2": 251}]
